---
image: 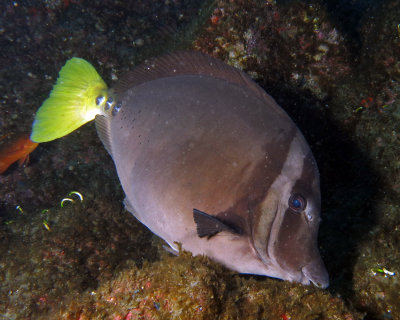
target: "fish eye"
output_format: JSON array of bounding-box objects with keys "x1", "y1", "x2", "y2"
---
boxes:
[{"x1": 288, "y1": 194, "x2": 306, "y2": 213}]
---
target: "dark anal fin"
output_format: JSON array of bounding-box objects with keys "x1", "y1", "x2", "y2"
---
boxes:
[{"x1": 193, "y1": 208, "x2": 242, "y2": 239}]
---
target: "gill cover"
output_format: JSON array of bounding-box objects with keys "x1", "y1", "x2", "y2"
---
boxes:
[{"x1": 31, "y1": 58, "x2": 108, "y2": 143}]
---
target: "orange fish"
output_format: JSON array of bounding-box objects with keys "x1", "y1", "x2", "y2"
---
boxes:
[{"x1": 0, "y1": 133, "x2": 39, "y2": 174}]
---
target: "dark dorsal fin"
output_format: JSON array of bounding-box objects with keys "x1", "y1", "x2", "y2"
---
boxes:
[
  {"x1": 193, "y1": 208, "x2": 243, "y2": 239},
  {"x1": 114, "y1": 51, "x2": 284, "y2": 116}
]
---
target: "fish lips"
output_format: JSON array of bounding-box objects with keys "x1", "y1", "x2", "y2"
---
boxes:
[{"x1": 301, "y1": 257, "x2": 329, "y2": 289}]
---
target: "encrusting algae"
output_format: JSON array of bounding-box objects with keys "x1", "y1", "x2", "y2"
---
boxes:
[{"x1": 56, "y1": 251, "x2": 357, "y2": 320}]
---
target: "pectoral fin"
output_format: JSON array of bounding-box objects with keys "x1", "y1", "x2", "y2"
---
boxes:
[{"x1": 193, "y1": 208, "x2": 243, "y2": 239}]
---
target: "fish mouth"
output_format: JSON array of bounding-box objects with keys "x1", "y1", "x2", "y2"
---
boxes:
[{"x1": 301, "y1": 261, "x2": 329, "y2": 289}]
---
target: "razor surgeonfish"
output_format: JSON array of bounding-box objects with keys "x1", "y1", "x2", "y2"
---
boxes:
[{"x1": 31, "y1": 51, "x2": 329, "y2": 288}]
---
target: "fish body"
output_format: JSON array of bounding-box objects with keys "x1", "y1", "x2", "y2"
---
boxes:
[
  {"x1": 31, "y1": 51, "x2": 329, "y2": 288},
  {"x1": 0, "y1": 133, "x2": 38, "y2": 174}
]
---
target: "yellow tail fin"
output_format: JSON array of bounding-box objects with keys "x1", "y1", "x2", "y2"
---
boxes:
[{"x1": 31, "y1": 58, "x2": 108, "y2": 143}]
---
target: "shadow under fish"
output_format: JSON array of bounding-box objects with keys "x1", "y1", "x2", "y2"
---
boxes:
[{"x1": 31, "y1": 51, "x2": 329, "y2": 288}]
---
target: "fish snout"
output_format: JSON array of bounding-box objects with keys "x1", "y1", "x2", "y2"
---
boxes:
[{"x1": 301, "y1": 257, "x2": 329, "y2": 289}]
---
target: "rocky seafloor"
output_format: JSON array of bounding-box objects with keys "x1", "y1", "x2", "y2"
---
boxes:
[{"x1": 0, "y1": 0, "x2": 399, "y2": 319}]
